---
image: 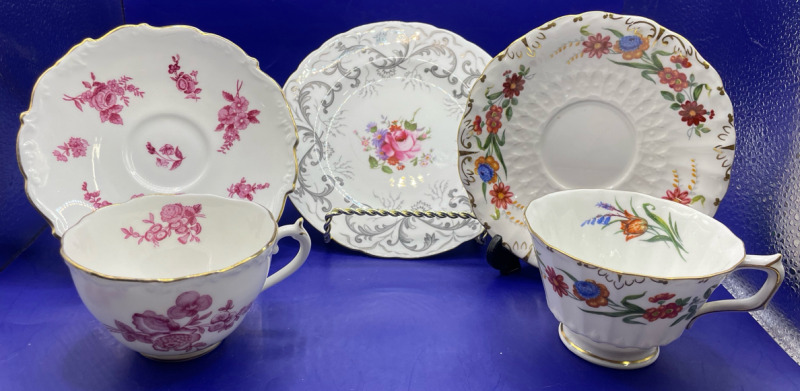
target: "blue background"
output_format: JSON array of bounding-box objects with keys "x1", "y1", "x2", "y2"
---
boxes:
[{"x1": 2, "y1": 0, "x2": 799, "y2": 389}]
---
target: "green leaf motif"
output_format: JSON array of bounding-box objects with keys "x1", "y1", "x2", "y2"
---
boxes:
[
  {"x1": 368, "y1": 156, "x2": 379, "y2": 168},
  {"x1": 651, "y1": 52, "x2": 664, "y2": 70},
  {"x1": 511, "y1": 97, "x2": 518, "y2": 105},
  {"x1": 501, "y1": 99, "x2": 510, "y2": 108},
  {"x1": 693, "y1": 85, "x2": 703, "y2": 101},
  {"x1": 641, "y1": 70, "x2": 657, "y2": 84},
  {"x1": 605, "y1": 28, "x2": 625, "y2": 38},
  {"x1": 505, "y1": 106, "x2": 513, "y2": 121},
  {"x1": 487, "y1": 91, "x2": 503, "y2": 101},
  {"x1": 580, "y1": 25, "x2": 591, "y2": 36},
  {"x1": 661, "y1": 91, "x2": 676, "y2": 101},
  {"x1": 609, "y1": 59, "x2": 660, "y2": 71},
  {"x1": 381, "y1": 166, "x2": 393, "y2": 174},
  {"x1": 404, "y1": 120, "x2": 417, "y2": 131},
  {"x1": 691, "y1": 195, "x2": 706, "y2": 205},
  {"x1": 670, "y1": 103, "x2": 681, "y2": 110},
  {"x1": 676, "y1": 93, "x2": 685, "y2": 103}
]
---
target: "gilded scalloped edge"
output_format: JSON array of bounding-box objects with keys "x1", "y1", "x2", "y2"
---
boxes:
[{"x1": 16, "y1": 23, "x2": 299, "y2": 238}]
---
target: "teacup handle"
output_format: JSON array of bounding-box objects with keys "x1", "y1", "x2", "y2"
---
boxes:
[
  {"x1": 262, "y1": 218, "x2": 311, "y2": 291},
  {"x1": 686, "y1": 254, "x2": 784, "y2": 329}
]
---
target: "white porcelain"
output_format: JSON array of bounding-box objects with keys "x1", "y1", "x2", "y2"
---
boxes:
[
  {"x1": 458, "y1": 11, "x2": 735, "y2": 264},
  {"x1": 284, "y1": 21, "x2": 489, "y2": 258},
  {"x1": 60, "y1": 194, "x2": 311, "y2": 360},
  {"x1": 18, "y1": 24, "x2": 298, "y2": 237},
  {"x1": 526, "y1": 189, "x2": 783, "y2": 369}
]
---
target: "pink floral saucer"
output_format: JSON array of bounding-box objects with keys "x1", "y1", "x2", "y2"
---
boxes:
[
  {"x1": 284, "y1": 21, "x2": 490, "y2": 258},
  {"x1": 17, "y1": 24, "x2": 298, "y2": 236},
  {"x1": 457, "y1": 12, "x2": 735, "y2": 264}
]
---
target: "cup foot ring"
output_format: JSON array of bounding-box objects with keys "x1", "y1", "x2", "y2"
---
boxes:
[
  {"x1": 140, "y1": 341, "x2": 222, "y2": 362},
  {"x1": 558, "y1": 323, "x2": 659, "y2": 369}
]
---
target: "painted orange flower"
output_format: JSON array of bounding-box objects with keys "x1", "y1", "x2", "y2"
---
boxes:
[
  {"x1": 613, "y1": 32, "x2": 650, "y2": 60},
  {"x1": 485, "y1": 105, "x2": 503, "y2": 134},
  {"x1": 475, "y1": 156, "x2": 500, "y2": 183},
  {"x1": 619, "y1": 211, "x2": 648, "y2": 241},
  {"x1": 489, "y1": 182, "x2": 514, "y2": 209},
  {"x1": 658, "y1": 67, "x2": 688, "y2": 92},
  {"x1": 472, "y1": 115, "x2": 482, "y2": 135}
]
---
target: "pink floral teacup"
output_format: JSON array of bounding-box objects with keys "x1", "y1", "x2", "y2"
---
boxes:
[
  {"x1": 525, "y1": 189, "x2": 784, "y2": 369},
  {"x1": 60, "y1": 194, "x2": 311, "y2": 361}
]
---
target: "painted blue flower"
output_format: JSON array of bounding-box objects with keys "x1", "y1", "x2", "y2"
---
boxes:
[
  {"x1": 477, "y1": 163, "x2": 495, "y2": 183},
  {"x1": 618, "y1": 35, "x2": 643, "y2": 52},
  {"x1": 574, "y1": 280, "x2": 601, "y2": 300}
]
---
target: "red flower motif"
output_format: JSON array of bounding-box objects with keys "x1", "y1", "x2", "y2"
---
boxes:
[
  {"x1": 489, "y1": 182, "x2": 514, "y2": 209},
  {"x1": 648, "y1": 293, "x2": 676, "y2": 303},
  {"x1": 657, "y1": 67, "x2": 689, "y2": 92},
  {"x1": 167, "y1": 291, "x2": 213, "y2": 319},
  {"x1": 658, "y1": 302, "x2": 683, "y2": 319},
  {"x1": 544, "y1": 266, "x2": 569, "y2": 297},
  {"x1": 485, "y1": 105, "x2": 503, "y2": 134},
  {"x1": 662, "y1": 187, "x2": 691, "y2": 205},
  {"x1": 472, "y1": 115, "x2": 483, "y2": 135},
  {"x1": 619, "y1": 211, "x2": 648, "y2": 241},
  {"x1": 582, "y1": 33, "x2": 612, "y2": 59},
  {"x1": 502, "y1": 73, "x2": 526, "y2": 98},
  {"x1": 643, "y1": 307, "x2": 663, "y2": 322},
  {"x1": 679, "y1": 101, "x2": 708, "y2": 126},
  {"x1": 670, "y1": 54, "x2": 692, "y2": 68}
]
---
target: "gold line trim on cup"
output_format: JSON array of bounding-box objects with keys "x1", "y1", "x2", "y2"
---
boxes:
[
  {"x1": 59, "y1": 194, "x2": 282, "y2": 283},
  {"x1": 17, "y1": 23, "x2": 299, "y2": 238},
  {"x1": 559, "y1": 323, "x2": 658, "y2": 367}
]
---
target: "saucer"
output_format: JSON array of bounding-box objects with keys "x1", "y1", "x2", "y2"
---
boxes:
[
  {"x1": 457, "y1": 11, "x2": 735, "y2": 263},
  {"x1": 284, "y1": 21, "x2": 489, "y2": 257},
  {"x1": 17, "y1": 24, "x2": 298, "y2": 236}
]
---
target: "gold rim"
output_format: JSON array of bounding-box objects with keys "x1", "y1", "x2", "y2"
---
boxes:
[
  {"x1": 559, "y1": 323, "x2": 658, "y2": 367},
  {"x1": 284, "y1": 21, "x2": 488, "y2": 258},
  {"x1": 455, "y1": 10, "x2": 735, "y2": 261},
  {"x1": 59, "y1": 194, "x2": 279, "y2": 283},
  {"x1": 16, "y1": 23, "x2": 299, "y2": 238},
  {"x1": 523, "y1": 189, "x2": 751, "y2": 281}
]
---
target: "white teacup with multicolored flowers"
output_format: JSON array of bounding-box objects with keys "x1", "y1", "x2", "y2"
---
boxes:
[
  {"x1": 525, "y1": 189, "x2": 784, "y2": 369},
  {"x1": 60, "y1": 194, "x2": 311, "y2": 361}
]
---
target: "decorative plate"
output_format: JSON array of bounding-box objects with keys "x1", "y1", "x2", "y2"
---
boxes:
[
  {"x1": 17, "y1": 24, "x2": 298, "y2": 236},
  {"x1": 284, "y1": 21, "x2": 490, "y2": 258},
  {"x1": 457, "y1": 11, "x2": 735, "y2": 264}
]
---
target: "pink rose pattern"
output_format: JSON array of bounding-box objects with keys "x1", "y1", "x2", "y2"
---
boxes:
[
  {"x1": 168, "y1": 54, "x2": 201, "y2": 100},
  {"x1": 215, "y1": 80, "x2": 260, "y2": 153},
  {"x1": 227, "y1": 177, "x2": 269, "y2": 201},
  {"x1": 146, "y1": 142, "x2": 185, "y2": 170},
  {"x1": 106, "y1": 290, "x2": 252, "y2": 354},
  {"x1": 63, "y1": 72, "x2": 144, "y2": 125},
  {"x1": 121, "y1": 202, "x2": 205, "y2": 246},
  {"x1": 53, "y1": 137, "x2": 90, "y2": 162},
  {"x1": 354, "y1": 110, "x2": 433, "y2": 174},
  {"x1": 82, "y1": 181, "x2": 111, "y2": 208}
]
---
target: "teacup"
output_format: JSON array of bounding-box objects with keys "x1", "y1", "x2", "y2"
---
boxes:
[
  {"x1": 525, "y1": 189, "x2": 784, "y2": 369},
  {"x1": 60, "y1": 194, "x2": 311, "y2": 361}
]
